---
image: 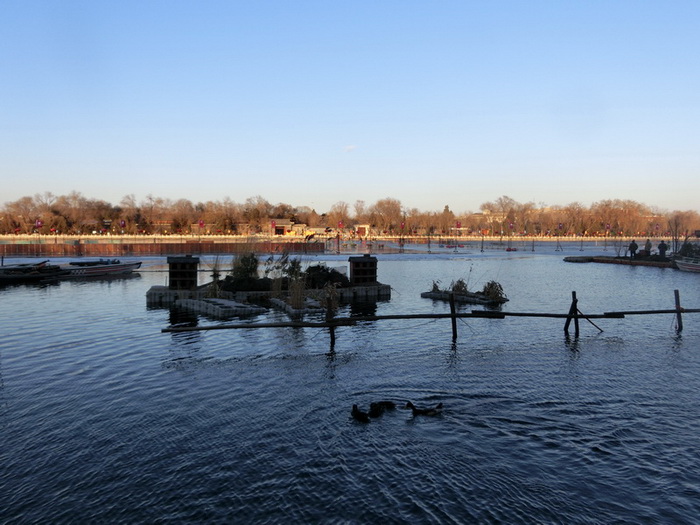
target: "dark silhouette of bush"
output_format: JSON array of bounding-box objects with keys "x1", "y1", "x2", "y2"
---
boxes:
[
  {"x1": 231, "y1": 253, "x2": 259, "y2": 280},
  {"x1": 221, "y1": 275, "x2": 273, "y2": 292},
  {"x1": 679, "y1": 241, "x2": 700, "y2": 257},
  {"x1": 220, "y1": 255, "x2": 349, "y2": 292},
  {"x1": 305, "y1": 264, "x2": 350, "y2": 289},
  {"x1": 221, "y1": 253, "x2": 269, "y2": 291}
]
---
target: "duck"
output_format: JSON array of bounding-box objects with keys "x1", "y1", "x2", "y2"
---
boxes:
[
  {"x1": 405, "y1": 401, "x2": 443, "y2": 417},
  {"x1": 351, "y1": 404, "x2": 370, "y2": 423},
  {"x1": 368, "y1": 400, "x2": 397, "y2": 418}
]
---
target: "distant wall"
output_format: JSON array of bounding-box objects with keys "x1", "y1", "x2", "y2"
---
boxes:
[{"x1": 0, "y1": 239, "x2": 325, "y2": 257}]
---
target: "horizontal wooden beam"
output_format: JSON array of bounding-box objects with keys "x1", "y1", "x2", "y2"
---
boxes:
[{"x1": 161, "y1": 307, "x2": 700, "y2": 333}]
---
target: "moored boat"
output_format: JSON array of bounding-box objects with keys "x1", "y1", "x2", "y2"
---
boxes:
[
  {"x1": 60, "y1": 259, "x2": 142, "y2": 278},
  {"x1": 674, "y1": 257, "x2": 700, "y2": 273},
  {"x1": 0, "y1": 260, "x2": 64, "y2": 284}
]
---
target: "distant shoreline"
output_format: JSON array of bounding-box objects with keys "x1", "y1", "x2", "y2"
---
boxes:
[
  {"x1": 0, "y1": 233, "x2": 672, "y2": 258},
  {"x1": 0, "y1": 233, "x2": 672, "y2": 243}
]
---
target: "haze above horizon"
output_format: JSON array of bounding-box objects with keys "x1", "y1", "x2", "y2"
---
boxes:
[{"x1": 2, "y1": 1, "x2": 699, "y2": 213}]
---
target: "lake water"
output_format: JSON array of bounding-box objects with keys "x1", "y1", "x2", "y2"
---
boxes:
[{"x1": 2, "y1": 243, "x2": 699, "y2": 523}]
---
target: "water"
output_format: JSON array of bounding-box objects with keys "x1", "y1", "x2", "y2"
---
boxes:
[{"x1": 1, "y1": 246, "x2": 699, "y2": 523}]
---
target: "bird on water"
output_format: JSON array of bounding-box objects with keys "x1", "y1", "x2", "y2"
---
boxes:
[
  {"x1": 368, "y1": 400, "x2": 397, "y2": 418},
  {"x1": 405, "y1": 401, "x2": 443, "y2": 416},
  {"x1": 351, "y1": 404, "x2": 370, "y2": 423}
]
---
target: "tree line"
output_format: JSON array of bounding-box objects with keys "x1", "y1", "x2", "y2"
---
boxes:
[{"x1": 1, "y1": 192, "x2": 699, "y2": 242}]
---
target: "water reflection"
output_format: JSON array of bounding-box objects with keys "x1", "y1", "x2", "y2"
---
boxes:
[
  {"x1": 0, "y1": 279, "x2": 60, "y2": 292},
  {"x1": 565, "y1": 335, "x2": 580, "y2": 353},
  {"x1": 64, "y1": 273, "x2": 142, "y2": 286},
  {"x1": 349, "y1": 300, "x2": 379, "y2": 318},
  {"x1": 168, "y1": 306, "x2": 198, "y2": 328},
  {"x1": 670, "y1": 333, "x2": 684, "y2": 353},
  {"x1": 325, "y1": 346, "x2": 337, "y2": 378},
  {"x1": 166, "y1": 307, "x2": 201, "y2": 354},
  {"x1": 444, "y1": 341, "x2": 460, "y2": 371},
  {"x1": 287, "y1": 325, "x2": 309, "y2": 348},
  {"x1": 3, "y1": 253, "x2": 700, "y2": 524},
  {"x1": 0, "y1": 351, "x2": 6, "y2": 428}
]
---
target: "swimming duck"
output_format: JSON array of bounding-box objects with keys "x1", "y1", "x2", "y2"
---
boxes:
[
  {"x1": 368, "y1": 400, "x2": 397, "y2": 418},
  {"x1": 351, "y1": 404, "x2": 370, "y2": 423},
  {"x1": 405, "y1": 401, "x2": 443, "y2": 416}
]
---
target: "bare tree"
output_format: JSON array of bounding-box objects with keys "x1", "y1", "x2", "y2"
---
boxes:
[
  {"x1": 271, "y1": 202, "x2": 294, "y2": 219},
  {"x1": 119, "y1": 194, "x2": 141, "y2": 233},
  {"x1": 2, "y1": 192, "x2": 699, "y2": 243},
  {"x1": 591, "y1": 200, "x2": 622, "y2": 237},
  {"x1": 141, "y1": 194, "x2": 172, "y2": 233},
  {"x1": 564, "y1": 202, "x2": 592, "y2": 236},
  {"x1": 437, "y1": 205, "x2": 455, "y2": 234},
  {"x1": 667, "y1": 210, "x2": 698, "y2": 253},
  {"x1": 171, "y1": 199, "x2": 196, "y2": 232},
  {"x1": 34, "y1": 191, "x2": 56, "y2": 212},
  {"x1": 52, "y1": 192, "x2": 87, "y2": 233},
  {"x1": 243, "y1": 196, "x2": 272, "y2": 232},
  {"x1": 619, "y1": 199, "x2": 649, "y2": 236},
  {"x1": 327, "y1": 201, "x2": 350, "y2": 229},
  {"x1": 5, "y1": 196, "x2": 38, "y2": 233},
  {"x1": 353, "y1": 200, "x2": 367, "y2": 224},
  {"x1": 515, "y1": 201, "x2": 537, "y2": 235},
  {"x1": 369, "y1": 198, "x2": 402, "y2": 233}
]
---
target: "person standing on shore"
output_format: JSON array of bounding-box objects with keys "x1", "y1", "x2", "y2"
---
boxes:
[
  {"x1": 644, "y1": 239, "x2": 652, "y2": 255},
  {"x1": 628, "y1": 240, "x2": 638, "y2": 258},
  {"x1": 658, "y1": 240, "x2": 668, "y2": 258}
]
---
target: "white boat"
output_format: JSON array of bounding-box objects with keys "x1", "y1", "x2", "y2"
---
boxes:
[
  {"x1": 61, "y1": 259, "x2": 142, "y2": 278},
  {"x1": 674, "y1": 257, "x2": 700, "y2": 273}
]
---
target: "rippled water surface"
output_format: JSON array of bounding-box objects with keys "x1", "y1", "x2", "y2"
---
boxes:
[{"x1": 2, "y1": 246, "x2": 700, "y2": 523}]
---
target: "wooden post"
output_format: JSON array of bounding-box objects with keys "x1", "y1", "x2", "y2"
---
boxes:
[
  {"x1": 564, "y1": 291, "x2": 579, "y2": 337},
  {"x1": 324, "y1": 284, "x2": 338, "y2": 350},
  {"x1": 327, "y1": 308, "x2": 336, "y2": 350},
  {"x1": 573, "y1": 293, "x2": 580, "y2": 337},
  {"x1": 449, "y1": 293, "x2": 458, "y2": 340},
  {"x1": 577, "y1": 308, "x2": 604, "y2": 333},
  {"x1": 674, "y1": 289, "x2": 683, "y2": 332}
]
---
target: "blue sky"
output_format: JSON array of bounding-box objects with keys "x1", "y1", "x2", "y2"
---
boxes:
[{"x1": 2, "y1": 1, "x2": 699, "y2": 213}]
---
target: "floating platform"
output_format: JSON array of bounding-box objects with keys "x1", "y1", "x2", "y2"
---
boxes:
[
  {"x1": 420, "y1": 290, "x2": 508, "y2": 305},
  {"x1": 146, "y1": 285, "x2": 208, "y2": 307},
  {"x1": 269, "y1": 297, "x2": 325, "y2": 316},
  {"x1": 337, "y1": 283, "x2": 391, "y2": 301},
  {"x1": 564, "y1": 256, "x2": 673, "y2": 268},
  {"x1": 175, "y1": 297, "x2": 266, "y2": 318},
  {"x1": 146, "y1": 285, "x2": 265, "y2": 318},
  {"x1": 147, "y1": 283, "x2": 391, "y2": 317}
]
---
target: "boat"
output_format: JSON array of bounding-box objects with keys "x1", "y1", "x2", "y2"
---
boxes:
[
  {"x1": 674, "y1": 257, "x2": 700, "y2": 273},
  {"x1": 0, "y1": 260, "x2": 64, "y2": 284},
  {"x1": 60, "y1": 259, "x2": 142, "y2": 278}
]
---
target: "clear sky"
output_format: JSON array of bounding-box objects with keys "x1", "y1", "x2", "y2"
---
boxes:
[{"x1": 2, "y1": 1, "x2": 699, "y2": 213}]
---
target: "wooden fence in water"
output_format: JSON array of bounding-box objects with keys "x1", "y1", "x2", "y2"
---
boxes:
[{"x1": 162, "y1": 289, "x2": 699, "y2": 347}]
